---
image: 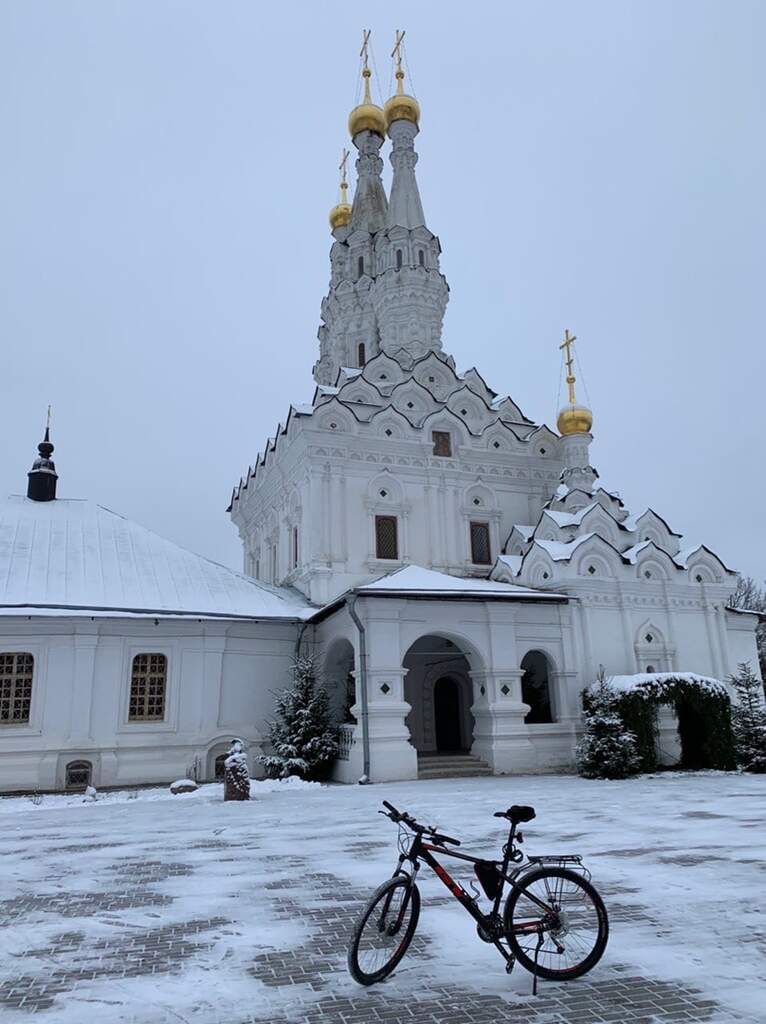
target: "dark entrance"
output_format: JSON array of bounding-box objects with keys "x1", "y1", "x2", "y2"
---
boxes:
[{"x1": 434, "y1": 677, "x2": 463, "y2": 751}]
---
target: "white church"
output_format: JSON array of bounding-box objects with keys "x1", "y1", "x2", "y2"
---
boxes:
[{"x1": 0, "y1": 46, "x2": 760, "y2": 793}]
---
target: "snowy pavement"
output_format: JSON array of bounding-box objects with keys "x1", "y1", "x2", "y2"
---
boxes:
[{"x1": 0, "y1": 772, "x2": 764, "y2": 1023}]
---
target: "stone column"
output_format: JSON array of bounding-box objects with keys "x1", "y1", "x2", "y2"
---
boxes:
[{"x1": 471, "y1": 669, "x2": 537, "y2": 774}]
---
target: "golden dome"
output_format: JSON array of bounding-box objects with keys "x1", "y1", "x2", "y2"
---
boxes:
[
  {"x1": 349, "y1": 68, "x2": 385, "y2": 138},
  {"x1": 557, "y1": 404, "x2": 593, "y2": 436},
  {"x1": 384, "y1": 70, "x2": 420, "y2": 128},
  {"x1": 329, "y1": 201, "x2": 352, "y2": 231}
]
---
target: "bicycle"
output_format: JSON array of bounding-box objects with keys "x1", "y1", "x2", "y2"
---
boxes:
[{"x1": 348, "y1": 800, "x2": 609, "y2": 993}]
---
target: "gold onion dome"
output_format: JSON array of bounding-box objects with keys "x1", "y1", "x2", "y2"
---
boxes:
[
  {"x1": 557, "y1": 404, "x2": 593, "y2": 436},
  {"x1": 329, "y1": 183, "x2": 352, "y2": 230},
  {"x1": 384, "y1": 69, "x2": 420, "y2": 128},
  {"x1": 348, "y1": 68, "x2": 386, "y2": 137}
]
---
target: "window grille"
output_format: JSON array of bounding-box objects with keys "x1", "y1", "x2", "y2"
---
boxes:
[
  {"x1": 65, "y1": 760, "x2": 92, "y2": 791},
  {"x1": 129, "y1": 653, "x2": 167, "y2": 721},
  {"x1": 432, "y1": 430, "x2": 452, "y2": 457},
  {"x1": 0, "y1": 652, "x2": 34, "y2": 725},
  {"x1": 470, "y1": 522, "x2": 492, "y2": 565},
  {"x1": 375, "y1": 516, "x2": 399, "y2": 560}
]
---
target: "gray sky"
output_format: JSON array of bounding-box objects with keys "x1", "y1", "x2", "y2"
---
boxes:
[{"x1": 2, "y1": 1, "x2": 764, "y2": 581}]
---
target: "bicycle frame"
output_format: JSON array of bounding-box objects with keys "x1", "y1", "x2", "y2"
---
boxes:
[{"x1": 390, "y1": 819, "x2": 558, "y2": 961}]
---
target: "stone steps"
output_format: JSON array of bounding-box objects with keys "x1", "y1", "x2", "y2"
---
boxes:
[{"x1": 417, "y1": 753, "x2": 493, "y2": 779}]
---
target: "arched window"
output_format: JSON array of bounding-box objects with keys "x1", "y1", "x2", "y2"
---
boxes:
[
  {"x1": 357, "y1": 255, "x2": 364, "y2": 277},
  {"x1": 0, "y1": 652, "x2": 34, "y2": 724},
  {"x1": 65, "y1": 760, "x2": 92, "y2": 792},
  {"x1": 520, "y1": 651, "x2": 553, "y2": 724},
  {"x1": 646, "y1": 665, "x2": 656, "y2": 674},
  {"x1": 469, "y1": 521, "x2": 491, "y2": 565},
  {"x1": 358, "y1": 342, "x2": 366, "y2": 367},
  {"x1": 396, "y1": 249, "x2": 403, "y2": 270},
  {"x1": 129, "y1": 654, "x2": 167, "y2": 721},
  {"x1": 418, "y1": 249, "x2": 425, "y2": 267}
]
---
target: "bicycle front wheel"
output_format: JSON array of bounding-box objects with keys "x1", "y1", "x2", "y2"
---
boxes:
[
  {"x1": 348, "y1": 875, "x2": 421, "y2": 985},
  {"x1": 504, "y1": 867, "x2": 608, "y2": 981}
]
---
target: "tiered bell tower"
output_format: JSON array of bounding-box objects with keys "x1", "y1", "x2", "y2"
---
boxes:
[{"x1": 313, "y1": 32, "x2": 449, "y2": 385}]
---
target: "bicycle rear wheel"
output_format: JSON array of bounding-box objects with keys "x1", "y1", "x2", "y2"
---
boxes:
[
  {"x1": 504, "y1": 867, "x2": 608, "y2": 981},
  {"x1": 347, "y1": 875, "x2": 420, "y2": 985}
]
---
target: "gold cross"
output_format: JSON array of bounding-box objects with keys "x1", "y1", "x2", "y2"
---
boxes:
[
  {"x1": 360, "y1": 29, "x2": 371, "y2": 68},
  {"x1": 391, "y1": 30, "x2": 406, "y2": 68},
  {"x1": 559, "y1": 329, "x2": 578, "y2": 404}
]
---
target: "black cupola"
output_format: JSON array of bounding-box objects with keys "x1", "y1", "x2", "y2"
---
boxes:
[{"x1": 27, "y1": 414, "x2": 58, "y2": 502}]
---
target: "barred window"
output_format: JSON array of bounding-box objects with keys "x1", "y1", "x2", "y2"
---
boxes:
[
  {"x1": 432, "y1": 430, "x2": 452, "y2": 457},
  {"x1": 470, "y1": 522, "x2": 492, "y2": 565},
  {"x1": 129, "y1": 653, "x2": 167, "y2": 721},
  {"x1": 0, "y1": 652, "x2": 34, "y2": 725},
  {"x1": 375, "y1": 515, "x2": 399, "y2": 560},
  {"x1": 65, "y1": 760, "x2": 92, "y2": 792}
]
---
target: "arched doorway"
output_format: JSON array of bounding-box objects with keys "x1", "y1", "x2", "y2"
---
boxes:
[
  {"x1": 434, "y1": 677, "x2": 463, "y2": 751},
  {"x1": 323, "y1": 638, "x2": 356, "y2": 724},
  {"x1": 403, "y1": 635, "x2": 475, "y2": 755},
  {"x1": 520, "y1": 651, "x2": 554, "y2": 724}
]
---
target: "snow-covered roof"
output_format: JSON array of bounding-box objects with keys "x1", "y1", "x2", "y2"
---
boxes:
[
  {"x1": 355, "y1": 564, "x2": 565, "y2": 600},
  {"x1": 534, "y1": 534, "x2": 596, "y2": 561},
  {"x1": 495, "y1": 554, "x2": 522, "y2": 575},
  {"x1": 0, "y1": 495, "x2": 313, "y2": 620}
]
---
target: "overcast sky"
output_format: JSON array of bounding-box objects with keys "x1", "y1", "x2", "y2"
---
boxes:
[{"x1": 1, "y1": 1, "x2": 764, "y2": 582}]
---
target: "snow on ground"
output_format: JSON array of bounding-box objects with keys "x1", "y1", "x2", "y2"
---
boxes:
[{"x1": 0, "y1": 772, "x2": 764, "y2": 1023}]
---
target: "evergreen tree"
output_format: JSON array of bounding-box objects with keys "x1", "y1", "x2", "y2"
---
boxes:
[
  {"x1": 728, "y1": 576, "x2": 766, "y2": 688},
  {"x1": 259, "y1": 657, "x2": 339, "y2": 780},
  {"x1": 577, "y1": 670, "x2": 642, "y2": 779},
  {"x1": 730, "y1": 662, "x2": 766, "y2": 773},
  {"x1": 224, "y1": 738, "x2": 251, "y2": 800}
]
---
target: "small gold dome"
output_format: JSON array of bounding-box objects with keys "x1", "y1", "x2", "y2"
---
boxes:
[
  {"x1": 557, "y1": 404, "x2": 593, "y2": 436},
  {"x1": 329, "y1": 201, "x2": 352, "y2": 231},
  {"x1": 384, "y1": 70, "x2": 420, "y2": 128},
  {"x1": 349, "y1": 68, "x2": 385, "y2": 137}
]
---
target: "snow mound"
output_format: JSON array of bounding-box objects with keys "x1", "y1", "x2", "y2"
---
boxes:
[{"x1": 249, "y1": 777, "x2": 323, "y2": 795}]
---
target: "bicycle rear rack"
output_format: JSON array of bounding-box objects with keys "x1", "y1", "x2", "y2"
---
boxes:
[{"x1": 514, "y1": 854, "x2": 592, "y2": 883}]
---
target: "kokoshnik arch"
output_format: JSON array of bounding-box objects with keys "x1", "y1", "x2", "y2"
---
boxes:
[{"x1": 0, "y1": 35, "x2": 760, "y2": 791}]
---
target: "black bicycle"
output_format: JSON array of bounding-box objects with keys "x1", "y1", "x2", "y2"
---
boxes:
[{"x1": 348, "y1": 801, "x2": 609, "y2": 991}]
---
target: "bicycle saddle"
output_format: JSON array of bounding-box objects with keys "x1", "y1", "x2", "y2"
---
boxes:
[{"x1": 494, "y1": 804, "x2": 536, "y2": 824}]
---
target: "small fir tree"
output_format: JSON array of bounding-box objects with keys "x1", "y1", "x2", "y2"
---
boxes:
[
  {"x1": 259, "y1": 657, "x2": 339, "y2": 780},
  {"x1": 224, "y1": 738, "x2": 251, "y2": 801},
  {"x1": 730, "y1": 662, "x2": 766, "y2": 773},
  {"x1": 577, "y1": 670, "x2": 642, "y2": 779}
]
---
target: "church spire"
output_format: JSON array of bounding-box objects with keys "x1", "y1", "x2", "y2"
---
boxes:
[
  {"x1": 384, "y1": 30, "x2": 425, "y2": 230},
  {"x1": 329, "y1": 148, "x2": 352, "y2": 233},
  {"x1": 556, "y1": 331, "x2": 597, "y2": 495},
  {"x1": 27, "y1": 407, "x2": 58, "y2": 502},
  {"x1": 347, "y1": 31, "x2": 388, "y2": 235}
]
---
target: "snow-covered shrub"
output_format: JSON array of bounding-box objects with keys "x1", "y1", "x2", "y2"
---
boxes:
[
  {"x1": 170, "y1": 779, "x2": 198, "y2": 795},
  {"x1": 730, "y1": 662, "x2": 766, "y2": 773},
  {"x1": 224, "y1": 739, "x2": 251, "y2": 801},
  {"x1": 577, "y1": 671, "x2": 641, "y2": 779},
  {"x1": 259, "y1": 657, "x2": 339, "y2": 781}
]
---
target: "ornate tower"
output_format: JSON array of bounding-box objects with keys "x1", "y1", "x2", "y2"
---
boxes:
[
  {"x1": 313, "y1": 34, "x2": 449, "y2": 384},
  {"x1": 556, "y1": 330, "x2": 597, "y2": 498}
]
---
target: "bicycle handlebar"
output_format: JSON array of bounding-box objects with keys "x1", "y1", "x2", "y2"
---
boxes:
[{"x1": 380, "y1": 801, "x2": 461, "y2": 846}]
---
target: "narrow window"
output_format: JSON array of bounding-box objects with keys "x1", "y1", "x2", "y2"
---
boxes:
[
  {"x1": 375, "y1": 515, "x2": 399, "y2": 560},
  {"x1": 358, "y1": 255, "x2": 364, "y2": 277},
  {"x1": 432, "y1": 430, "x2": 452, "y2": 457},
  {"x1": 418, "y1": 249, "x2": 425, "y2": 267},
  {"x1": 129, "y1": 654, "x2": 167, "y2": 721},
  {"x1": 0, "y1": 652, "x2": 34, "y2": 725},
  {"x1": 65, "y1": 760, "x2": 92, "y2": 792},
  {"x1": 271, "y1": 544, "x2": 278, "y2": 582},
  {"x1": 470, "y1": 522, "x2": 492, "y2": 565},
  {"x1": 358, "y1": 342, "x2": 366, "y2": 367},
  {"x1": 396, "y1": 249, "x2": 403, "y2": 270},
  {"x1": 292, "y1": 526, "x2": 299, "y2": 569},
  {"x1": 255, "y1": 558, "x2": 260, "y2": 580}
]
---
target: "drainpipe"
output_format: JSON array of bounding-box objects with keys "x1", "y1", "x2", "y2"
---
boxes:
[{"x1": 347, "y1": 594, "x2": 371, "y2": 784}]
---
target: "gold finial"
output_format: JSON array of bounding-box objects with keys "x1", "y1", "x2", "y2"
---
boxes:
[
  {"x1": 349, "y1": 29, "x2": 386, "y2": 138},
  {"x1": 392, "y1": 30, "x2": 406, "y2": 95},
  {"x1": 329, "y1": 148, "x2": 352, "y2": 230},
  {"x1": 560, "y1": 329, "x2": 578, "y2": 405},
  {"x1": 557, "y1": 329, "x2": 593, "y2": 435},
  {"x1": 384, "y1": 29, "x2": 420, "y2": 129}
]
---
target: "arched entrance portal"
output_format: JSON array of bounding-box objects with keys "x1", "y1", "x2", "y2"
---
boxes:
[{"x1": 403, "y1": 635, "x2": 475, "y2": 755}]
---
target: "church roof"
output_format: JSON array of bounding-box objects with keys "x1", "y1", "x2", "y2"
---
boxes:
[
  {"x1": 0, "y1": 495, "x2": 312, "y2": 620},
  {"x1": 355, "y1": 564, "x2": 566, "y2": 600}
]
